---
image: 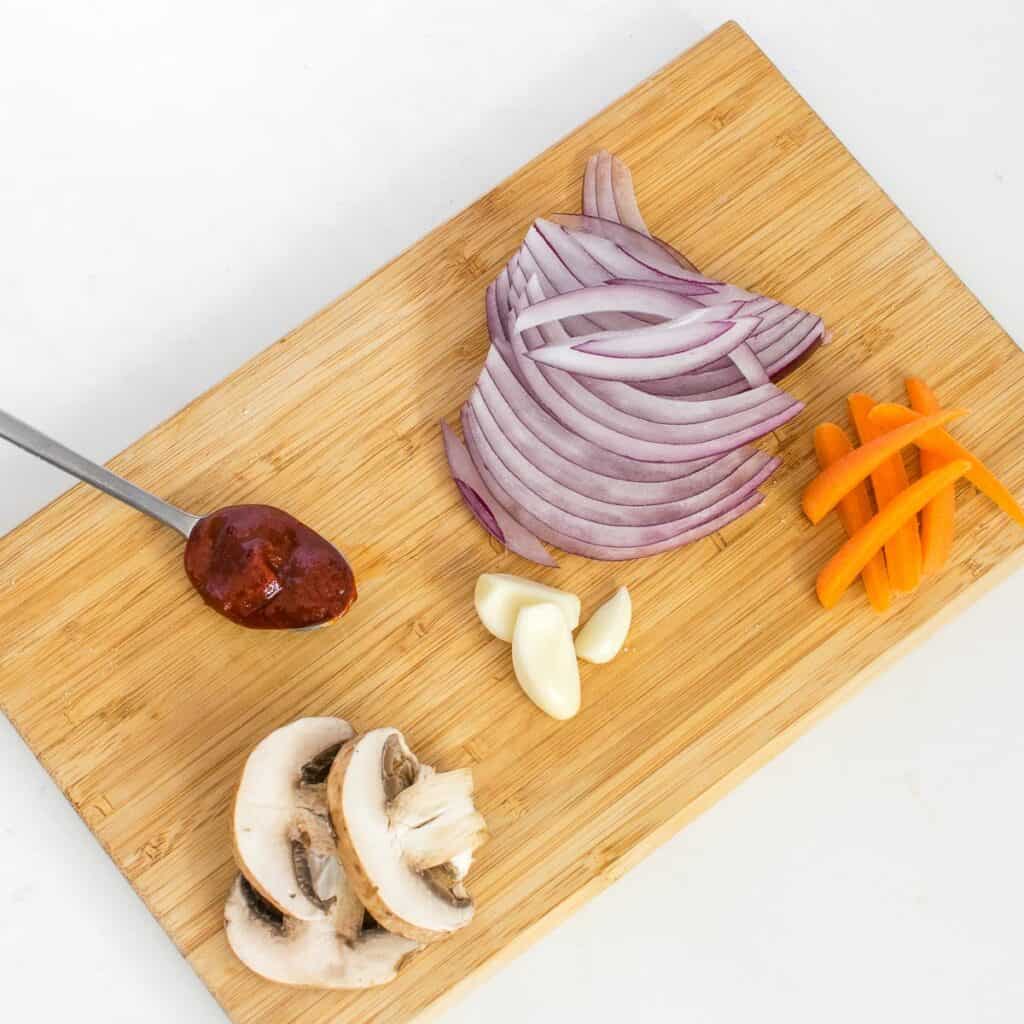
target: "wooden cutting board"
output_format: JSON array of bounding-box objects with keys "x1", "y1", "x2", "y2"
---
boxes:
[{"x1": 2, "y1": 20, "x2": 1023, "y2": 1023}]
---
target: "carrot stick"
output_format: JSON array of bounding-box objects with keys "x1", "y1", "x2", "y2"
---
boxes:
[
  {"x1": 802, "y1": 408, "x2": 968, "y2": 525},
  {"x1": 817, "y1": 461, "x2": 972, "y2": 609},
  {"x1": 905, "y1": 379, "x2": 956, "y2": 572},
  {"x1": 814, "y1": 423, "x2": 891, "y2": 611},
  {"x1": 868, "y1": 403, "x2": 1024, "y2": 526},
  {"x1": 848, "y1": 393, "x2": 922, "y2": 592}
]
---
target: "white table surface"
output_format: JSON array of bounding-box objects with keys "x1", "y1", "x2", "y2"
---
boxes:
[{"x1": 2, "y1": 1, "x2": 1022, "y2": 1020}]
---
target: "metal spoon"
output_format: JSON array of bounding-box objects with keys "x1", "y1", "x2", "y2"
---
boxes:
[
  {"x1": 0, "y1": 409, "x2": 350, "y2": 630},
  {"x1": 0, "y1": 408, "x2": 199, "y2": 538}
]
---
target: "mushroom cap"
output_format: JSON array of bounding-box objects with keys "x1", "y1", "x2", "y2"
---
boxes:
[
  {"x1": 328, "y1": 729, "x2": 481, "y2": 945},
  {"x1": 233, "y1": 717, "x2": 355, "y2": 920},
  {"x1": 224, "y1": 875, "x2": 419, "y2": 989}
]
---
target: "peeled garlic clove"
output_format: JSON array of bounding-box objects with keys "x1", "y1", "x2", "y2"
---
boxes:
[
  {"x1": 575, "y1": 586, "x2": 631, "y2": 664},
  {"x1": 511, "y1": 603, "x2": 581, "y2": 720},
  {"x1": 474, "y1": 573, "x2": 581, "y2": 643}
]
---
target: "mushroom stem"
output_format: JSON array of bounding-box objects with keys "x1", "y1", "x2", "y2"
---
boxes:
[
  {"x1": 388, "y1": 769, "x2": 475, "y2": 828},
  {"x1": 402, "y1": 809, "x2": 488, "y2": 870},
  {"x1": 332, "y1": 870, "x2": 365, "y2": 943}
]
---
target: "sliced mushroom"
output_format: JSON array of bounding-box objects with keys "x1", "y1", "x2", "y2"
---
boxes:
[
  {"x1": 233, "y1": 717, "x2": 355, "y2": 920},
  {"x1": 225, "y1": 875, "x2": 419, "y2": 989},
  {"x1": 328, "y1": 729, "x2": 488, "y2": 944}
]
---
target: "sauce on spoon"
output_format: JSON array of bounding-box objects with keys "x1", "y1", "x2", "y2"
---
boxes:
[{"x1": 184, "y1": 505, "x2": 356, "y2": 630}]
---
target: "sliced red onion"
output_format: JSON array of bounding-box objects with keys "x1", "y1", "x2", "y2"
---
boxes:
[
  {"x1": 600, "y1": 275, "x2": 719, "y2": 299},
  {"x1": 570, "y1": 307, "x2": 749, "y2": 356},
  {"x1": 730, "y1": 343, "x2": 770, "y2": 387},
  {"x1": 533, "y1": 219, "x2": 609, "y2": 285},
  {"x1": 469, "y1": 437, "x2": 767, "y2": 560},
  {"x1": 470, "y1": 384, "x2": 766, "y2": 505},
  {"x1": 690, "y1": 308, "x2": 812, "y2": 377},
  {"x1": 609, "y1": 154, "x2": 649, "y2": 236},
  {"x1": 440, "y1": 420, "x2": 556, "y2": 566},
  {"x1": 478, "y1": 353, "x2": 720, "y2": 481},
  {"x1": 507, "y1": 323, "x2": 802, "y2": 461},
  {"x1": 523, "y1": 224, "x2": 580, "y2": 296},
  {"x1": 568, "y1": 231, "x2": 686, "y2": 285},
  {"x1": 528, "y1": 317, "x2": 762, "y2": 381},
  {"x1": 550, "y1": 213, "x2": 696, "y2": 273},
  {"x1": 515, "y1": 282, "x2": 703, "y2": 329},
  {"x1": 464, "y1": 403, "x2": 778, "y2": 530},
  {"x1": 582, "y1": 154, "x2": 599, "y2": 218},
  {"x1": 525, "y1": 296, "x2": 790, "y2": 425},
  {"x1": 507, "y1": 293, "x2": 800, "y2": 448},
  {"x1": 464, "y1": 409, "x2": 773, "y2": 547},
  {"x1": 524, "y1": 222, "x2": 658, "y2": 331},
  {"x1": 514, "y1": 238, "x2": 639, "y2": 335},
  {"x1": 638, "y1": 314, "x2": 825, "y2": 397},
  {"x1": 595, "y1": 150, "x2": 618, "y2": 222},
  {"x1": 447, "y1": 151, "x2": 823, "y2": 561}
]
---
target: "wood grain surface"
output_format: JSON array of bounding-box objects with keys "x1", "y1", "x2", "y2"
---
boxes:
[{"x1": 2, "y1": 20, "x2": 1023, "y2": 1024}]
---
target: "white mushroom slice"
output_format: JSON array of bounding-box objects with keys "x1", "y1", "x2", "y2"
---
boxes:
[
  {"x1": 574, "y1": 586, "x2": 632, "y2": 664},
  {"x1": 328, "y1": 729, "x2": 488, "y2": 944},
  {"x1": 225, "y1": 875, "x2": 419, "y2": 989},
  {"x1": 233, "y1": 717, "x2": 355, "y2": 920},
  {"x1": 511, "y1": 603, "x2": 582, "y2": 720},
  {"x1": 474, "y1": 573, "x2": 581, "y2": 642}
]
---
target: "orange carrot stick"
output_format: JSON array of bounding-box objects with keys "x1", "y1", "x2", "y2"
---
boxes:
[
  {"x1": 814, "y1": 423, "x2": 891, "y2": 611},
  {"x1": 817, "y1": 461, "x2": 972, "y2": 609},
  {"x1": 905, "y1": 379, "x2": 956, "y2": 572},
  {"x1": 802, "y1": 408, "x2": 968, "y2": 525},
  {"x1": 868, "y1": 403, "x2": 1024, "y2": 526},
  {"x1": 847, "y1": 393, "x2": 922, "y2": 592}
]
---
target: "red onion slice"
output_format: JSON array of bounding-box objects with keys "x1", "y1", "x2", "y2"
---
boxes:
[
  {"x1": 464, "y1": 403, "x2": 778, "y2": 530},
  {"x1": 506, "y1": 322, "x2": 802, "y2": 460},
  {"x1": 515, "y1": 282, "x2": 704, "y2": 329},
  {"x1": 464, "y1": 407, "x2": 775, "y2": 548},
  {"x1": 524, "y1": 223, "x2": 657, "y2": 331},
  {"x1": 525, "y1": 298, "x2": 790, "y2": 425},
  {"x1": 595, "y1": 150, "x2": 618, "y2": 222},
  {"x1": 570, "y1": 306, "x2": 748, "y2": 356},
  {"x1": 523, "y1": 224, "x2": 580, "y2": 296},
  {"x1": 515, "y1": 239, "x2": 639, "y2": 335},
  {"x1": 730, "y1": 343, "x2": 770, "y2": 387},
  {"x1": 507, "y1": 287, "x2": 800, "y2": 447},
  {"x1": 638, "y1": 314, "x2": 825, "y2": 397},
  {"x1": 582, "y1": 154, "x2": 599, "y2": 218},
  {"x1": 469, "y1": 435, "x2": 767, "y2": 560},
  {"x1": 527, "y1": 317, "x2": 761, "y2": 381},
  {"x1": 469, "y1": 384, "x2": 765, "y2": 505},
  {"x1": 440, "y1": 420, "x2": 557, "y2": 566},
  {"x1": 609, "y1": 154, "x2": 649, "y2": 236},
  {"x1": 550, "y1": 213, "x2": 696, "y2": 273},
  {"x1": 479, "y1": 353, "x2": 720, "y2": 481}
]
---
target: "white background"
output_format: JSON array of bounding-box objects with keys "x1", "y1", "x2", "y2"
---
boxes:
[{"x1": 1, "y1": 1, "x2": 1022, "y2": 1020}]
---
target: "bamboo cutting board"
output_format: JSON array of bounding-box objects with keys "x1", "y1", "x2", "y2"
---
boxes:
[{"x1": 2, "y1": 20, "x2": 1023, "y2": 1024}]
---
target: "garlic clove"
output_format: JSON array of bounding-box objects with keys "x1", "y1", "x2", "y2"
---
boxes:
[
  {"x1": 474, "y1": 573, "x2": 581, "y2": 643},
  {"x1": 511, "y1": 603, "x2": 581, "y2": 720},
  {"x1": 574, "y1": 586, "x2": 631, "y2": 664}
]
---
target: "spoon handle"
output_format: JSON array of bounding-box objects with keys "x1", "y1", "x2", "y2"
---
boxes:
[{"x1": 0, "y1": 409, "x2": 200, "y2": 538}]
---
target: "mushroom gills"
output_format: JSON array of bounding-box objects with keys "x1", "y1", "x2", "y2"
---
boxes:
[
  {"x1": 233, "y1": 717, "x2": 355, "y2": 920},
  {"x1": 300, "y1": 742, "x2": 346, "y2": 785},
  {"x1": 225, "y1": 875, "x2": 419, "y2": 989}
]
